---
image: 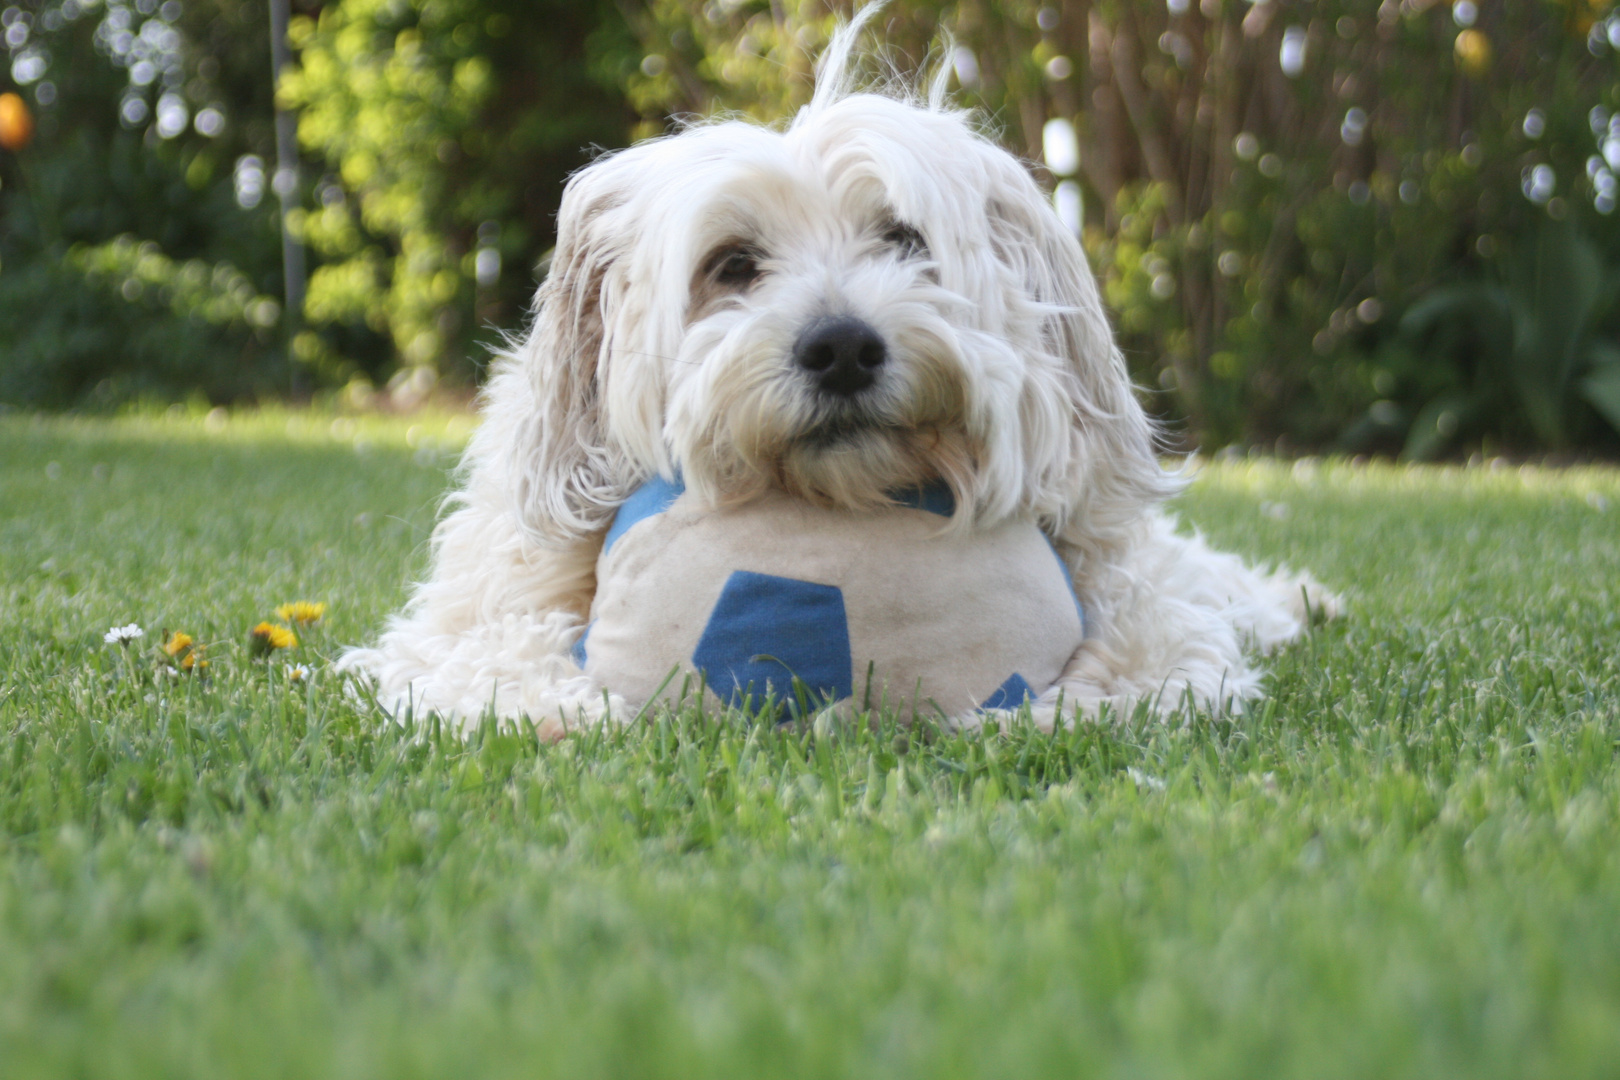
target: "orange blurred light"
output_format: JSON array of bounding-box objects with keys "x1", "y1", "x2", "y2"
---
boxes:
[{"x1": 0, "y1": 92, "x2": 34, "y2": 151}]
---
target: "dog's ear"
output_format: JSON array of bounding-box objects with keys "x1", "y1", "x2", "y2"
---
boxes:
[
  {"x1": 981, "y1": 168, "x2": 1179, "y2": 539},
  {"x1": 495, "y1": 156, "x2": 639, "y2": 547}
]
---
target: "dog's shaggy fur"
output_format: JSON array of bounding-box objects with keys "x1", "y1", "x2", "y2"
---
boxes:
[{"x1": 342, "y1": 14, "x2": 1337, "y2": 736}]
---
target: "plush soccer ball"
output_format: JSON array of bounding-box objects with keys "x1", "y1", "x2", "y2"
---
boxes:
[{"x1": 573, "y1": 476, "x2": 1084, "y2": 721}]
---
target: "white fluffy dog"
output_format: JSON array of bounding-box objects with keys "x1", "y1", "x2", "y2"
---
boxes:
[{"x1": 343, "y1": 17, "x2": 1335, "y2": 737}]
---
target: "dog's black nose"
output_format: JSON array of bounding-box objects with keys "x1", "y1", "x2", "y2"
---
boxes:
[{"x1": 794, "y1": 317, "x2": 887, "y2": 397}]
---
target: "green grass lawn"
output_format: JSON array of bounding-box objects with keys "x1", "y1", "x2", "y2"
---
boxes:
[{"x1": 3, "y1": 410, "x2": 1619, "y2": 1079}]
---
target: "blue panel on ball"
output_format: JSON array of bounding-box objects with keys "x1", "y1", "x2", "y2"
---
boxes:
[
  {"x1": 693, "y1": 571, "x2": 853, "y2": 709},
  {"x1": 1042, "y1": 533, "x2": 1085, "y2": 634},
  {"x1": 603, "y1": 473, "x2": 685, "y2": 554},
  {"x1": 980, "y1": 671, "x2": 1034, "y2": 711},
  {"x1": 570, "y1": 621, "x2": 592, "y2": 668},
  {"x1": 888, "y1": 479, "x2": 956, "y2": 518}
]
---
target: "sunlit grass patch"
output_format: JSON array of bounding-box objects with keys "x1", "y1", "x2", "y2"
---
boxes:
[{"x1": 1, "y1": 410, "x2": 1618, "y2": 1079}]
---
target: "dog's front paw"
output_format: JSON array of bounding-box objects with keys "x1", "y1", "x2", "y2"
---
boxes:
[
  {"x1": 530, "y1": 687, "x2": 631, "y2": 743},
  {"x1": 532, "y1": 714, "x2": 574, "y2": 743},
  {"x1": 1280, "y1": 570, "x2": 1344, "y2": 625}
]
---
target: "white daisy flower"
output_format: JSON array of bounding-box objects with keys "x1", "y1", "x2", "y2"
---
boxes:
[
  {"x1": 287, "y1": 663, "x2": 312, "y2": 682},
  {"x1": 104, "y1": 623, "x2": 145, "y2": 645}
]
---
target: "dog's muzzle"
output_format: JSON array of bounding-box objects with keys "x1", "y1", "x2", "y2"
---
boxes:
[{"x1": 794, "y1": 316, "x2": 887, "y2": 398}]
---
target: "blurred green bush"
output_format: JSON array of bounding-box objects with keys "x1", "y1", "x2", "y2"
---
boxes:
[
  {"x1": 0, "y1": 0, "x2": 292, "y2": 408},
  {"x1": 278, "y1": 0, "x2": 635, "y2": 385},
  {"x1": 5, "y1": 0, "x2": 1620, "y2": 458},
  {"x1": 0, "y1": 0, "x2": 634, "y2": 407},
  {"x1": 618, "y1": 0, "x2": 1620, "y2": 457}
]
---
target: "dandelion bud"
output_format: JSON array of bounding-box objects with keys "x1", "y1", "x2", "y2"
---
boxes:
[{"x1": 249, "y1": 622, "x2": 298, "y2": 657}]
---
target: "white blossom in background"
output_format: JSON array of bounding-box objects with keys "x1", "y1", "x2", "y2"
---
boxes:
[
  {"x1": 1043, "y1": 118, "x2": 1083, "y2": 234},
  {"x1": 1596, "y1": 176, "x2": 1616, "y2": 214},
  {"x1": 1589, "y1": 156, "x2": 1618, "y2": 214},
  {"x1": 155, "y1": 91, "x2": 188, "y2": 138},
  {"x1": 1042, "y1": 118, "x2": 1079, "y2": 177},
  {"x1": 235, "y1": 155, "x2": 266, "y2": 210},
  {"x1": 194, "y1": 105, "x2": 224, "y2": 137},
  {"x1": 4, "y1": 0, "x2": 217, "y2": 131},
  {"x1": 1592, "y1": 112, "x2": 1620, "y2": 213},
  {"x1": 1158, "y1": 30, "x2": 1192, "y2": 68},
  {"x1": 1341, "y1": 107, "x2": 1368, "y2": 147},
  {"x1": 476, "y1": 220, "x2": 502, "y2": 287},
  {"x1": 1604, "y1": 117, "x2": 1620, "y2": 171},
  {"x1": 3, "y1": 14, "x2": 29, "y2": 49},
  {"x1": 1280, "y1": 26, "x2": 1308, "y2": 78},
  {"x1": 1522, "y1": 163, "x2": 1556, "y2": 205},
  {"x1": 475, "y1": 247, "x2": 501, "y2": 287},
  {"x1": 11, "y1": 47, "x2": 46, "y2": 84},
  {"x1": 83, "y1": 0, "x2": 218, "y2": 134},
  {"x1": 1054, "y1": 180, "x2": 1083, "y2": 236},
  {"x1": 951, "y1": 46, "x2": 979, "y2": 89}
]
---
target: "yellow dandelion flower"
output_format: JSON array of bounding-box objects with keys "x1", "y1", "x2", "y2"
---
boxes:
[
  {"x1": 274, "y1": 601, "x2": 328, "y2": 625},
  {"x1": 161, "y1": 631, "x2": 206, "y2": 671},
  {"x1": 249, "y1": 621, "x2": 298, "y2": 657}
]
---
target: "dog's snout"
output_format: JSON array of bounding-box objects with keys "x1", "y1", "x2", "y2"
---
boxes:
[{"x1": 794, "y1": 317, "x2": 887, "y2": 396}]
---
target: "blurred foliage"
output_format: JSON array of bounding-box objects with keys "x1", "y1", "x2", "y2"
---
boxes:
[
  {"x1": 279, "y1": 0, "x2": 635, "y2": 383},
  {"x1": 5, "y1": 0, "x2": 1620, "y2": 457},
  {"x1": 0, "y1": 0, "x2": 300, "y2": 408},
  {"x1": 0, "y1": 0, "x2": 633, "y2": 407},
  {"x1": 71, "y1": 233, "x2": 282, "y2": 326},
  {"x1": 615, "y1": 0, "x2": 1620, "y2": 457},
  {"x1": 1069, "y1": 0, "x2": 1620, "y2": 458},
  {"x1": 1390, "y1": 223, "x2": 1620, "y2": 458}
]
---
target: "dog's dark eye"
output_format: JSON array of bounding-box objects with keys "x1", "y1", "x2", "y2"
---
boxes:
[
  {"x1": 882, "y1": 222, "x2": 928, "y2": 259},
  {"x1": 708, "y1": 245, "x2": 763, "y2": 289}
]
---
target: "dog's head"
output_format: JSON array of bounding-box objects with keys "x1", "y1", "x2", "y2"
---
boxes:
[{"x1": 500, "y1": 21, "x2": 1172, "y2": 549}]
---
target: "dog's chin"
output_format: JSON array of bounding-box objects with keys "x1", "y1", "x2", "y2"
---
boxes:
[
  {"x1": 675, "y1": 368, "x2": 979, "y2": 514},
  {"x1": 797, "y1": 408, "x2": 910, "y2": 451},
  {"x1": 765, "y1": 415, "x2": 976, "y2": 512}
]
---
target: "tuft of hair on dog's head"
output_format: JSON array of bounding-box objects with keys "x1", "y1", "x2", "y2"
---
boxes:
[{"x1": 492, "y1": 2, "x2": 1177, "y2": 555}]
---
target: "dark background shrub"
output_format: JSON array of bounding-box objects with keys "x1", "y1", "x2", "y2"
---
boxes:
[{"x1": 3, "y1": 0, "x2": 1619, "y2": 458}]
